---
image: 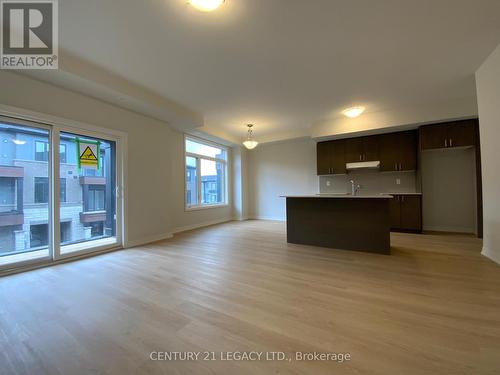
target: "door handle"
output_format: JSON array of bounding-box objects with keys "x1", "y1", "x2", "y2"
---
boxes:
[
  {"x1": 445, "y1": 139, "x2": 448, "y2": 148},
  {"x1": 450, "y1": 138, "x2": 453, "y2": 147}
]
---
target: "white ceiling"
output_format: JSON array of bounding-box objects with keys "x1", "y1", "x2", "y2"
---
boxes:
[{"x1": 22, "y1": 0, "x2": 500, "y2": 143}]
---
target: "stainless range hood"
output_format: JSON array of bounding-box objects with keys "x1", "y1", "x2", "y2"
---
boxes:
[{"x1": 346, "y1": 160, "x2": 380, "y2": 170}]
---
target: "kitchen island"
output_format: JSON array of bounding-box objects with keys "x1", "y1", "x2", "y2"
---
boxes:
[{"x1": 281, "y1": 195, "x2": 393, "y2": 254}]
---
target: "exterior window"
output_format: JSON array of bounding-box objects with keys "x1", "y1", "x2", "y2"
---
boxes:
[
  {"x1": 30, "y1": 223, "x2": 48, "y2": 248},
  {"x1": 0, "y1": 177, "x2": 15, "y2": 207},
  {"x1": 35, "y1": 141, "x2": 67, "y2": 163},
  {"x1": 35, "y1": 141, "x2": 49, "y2": 162},
  {"x1": 59, "y1": 144, "x2": 67, "y2": 163},
  {"x1": 34, "y1": 177, "x2": 66, "y2": 203},
  {"x1": 60, "y1": 178, "x2": 66, "y2": 203},
  {"x1": 34, "y1": 177, "x2": 49, "y2": 203},
  {"x1": 87, "y1": 185, "x2": 105, "y2": 211},
  {"x1": 185, "y1": 137, "x2": 227, "y2": 208}
]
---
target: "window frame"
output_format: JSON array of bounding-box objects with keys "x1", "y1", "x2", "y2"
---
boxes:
[{"x1": 184, "y1": 135, "x2": 229, "y2": 211}]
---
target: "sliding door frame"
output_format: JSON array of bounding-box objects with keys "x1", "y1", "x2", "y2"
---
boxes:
[{"x1": 0, "y1": 104, "x2": 127, "y2": 274}]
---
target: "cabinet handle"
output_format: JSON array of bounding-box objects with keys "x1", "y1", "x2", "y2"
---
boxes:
[
  {"x1": 401, "y1": 196, "x2": 405, "y2": 202},
  {"x1": 394, "y1": 163, "x2": 397, "y2": 171},
  {"x1": 445, "y1": 139, "x2": 448, "y2": 148},
  {"x1": 450, "y1": 138, "x2": 453, "y2": 147},
  {"x1": 399, "y1": 163, "x2": 402, "y2": 171}
]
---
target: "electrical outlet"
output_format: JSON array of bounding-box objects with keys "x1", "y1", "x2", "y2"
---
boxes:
[{"x1": 396, "y1": 178, "x2": 401, "y2": 185}]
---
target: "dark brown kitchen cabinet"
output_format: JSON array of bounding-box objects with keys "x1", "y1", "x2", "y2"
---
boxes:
[
  {"x1": 317, "y1": 142, "x2": 332, "y2": 175},
  {"x1": 447, "y1": 120, "x2": 476, "y2": 148},
  {"x1": 390, "y1": 194, "x2": 422, "y2": 232},
  {"x1": 379, "y1": 130, "x2": 417, "y2": 171},
  {"x1": 345, "y1": 135, "x2": 379, "y2": 163},
  {"x1": 316, "y1": 139, "x2": 346, "y2": 175},
  {"x1": 420, "y1": 119, "x2": 477, "y2": 150}
]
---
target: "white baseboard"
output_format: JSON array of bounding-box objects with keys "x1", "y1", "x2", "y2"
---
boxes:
[
  {"x1": 423, "y1": 225, "x2": 476, "y2": 234},
  {"x1": 482, "y1": 246, "x2": 500, "y2": 265},
  {"x1": 126, "y1": 232, "x2": 173, "y2": 248},
  {"x1": 232, "y1": 216, "x2": 249, "y2": 221},
  {"x1": 172, "y1": 217, "x2": 233, "y2": 234},
  {"x1": 248, "y1": 215, "x2": 285, "y2": 222}
]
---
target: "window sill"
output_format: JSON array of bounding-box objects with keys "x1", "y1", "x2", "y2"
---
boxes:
[{"x1": 185, "y1": 203, "x2": 229, "y2": 212}]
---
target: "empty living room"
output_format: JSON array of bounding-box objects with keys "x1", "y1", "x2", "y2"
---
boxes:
[{"x1": 1, "y1": 1, "x2": 500, "y2": 374}]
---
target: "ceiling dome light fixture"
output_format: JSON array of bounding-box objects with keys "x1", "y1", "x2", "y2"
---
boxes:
[
  {"x1": 188, "y1": 0, "x2": 225, "y2": 12},
  {"x1": 12, "y1": 139, "x2": 26, "y2": 145},
  {"x1": 243, "y1": 124, "x2": 259, "y2": 150},
  {"x1": 342, "y1": 106, "x2": 365, "y2": 118}
]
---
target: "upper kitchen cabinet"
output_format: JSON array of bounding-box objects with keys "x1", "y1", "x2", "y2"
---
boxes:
[
  {"x1": 316, "y1": 139, "x2": 346, "y2": 175},
  {"x1": 420, "y1": 119, "x2": 478, "y2": 150},
  {"x1": 317, "y1": 141, "x2": 332, "y2": 175},
  {"x1": 345, "y1": 135, "x2": 379, "y2": 163},
  {"x1": 379, "y1": 130, "x2": 418, "y2": 172},
  {"x1": 447, "y1": 120, "x2": 477, "y2": 148}
]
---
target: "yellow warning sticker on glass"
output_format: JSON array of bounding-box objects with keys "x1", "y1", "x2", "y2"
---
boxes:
[{"x1": 77, "y1": 139, "x2": 100, "y2": 169}]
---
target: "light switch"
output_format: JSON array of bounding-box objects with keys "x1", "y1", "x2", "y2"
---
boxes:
[{"x1": 326, "y1": 181, "x2": 331, "y2": 187}]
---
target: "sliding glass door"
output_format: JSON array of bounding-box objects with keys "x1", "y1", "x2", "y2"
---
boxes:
[
  {"x1": 0, "y1": 120, "x2": 52, "y2": 267},
  {"x1": 58, "y1": 132, "x2": 117, "y2": 256},
  {"x1": 0, "y1": 116, "x2": 122, "y2": 271}
]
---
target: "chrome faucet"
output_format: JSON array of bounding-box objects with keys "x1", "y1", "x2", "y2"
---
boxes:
[{"x1": 350, "y1": 180, "x2": 361, "y2": 196}]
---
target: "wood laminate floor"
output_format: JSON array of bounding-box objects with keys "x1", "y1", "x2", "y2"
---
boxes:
[{"x1": 1, "y1": 220, "x2": 499, "y2": 375}]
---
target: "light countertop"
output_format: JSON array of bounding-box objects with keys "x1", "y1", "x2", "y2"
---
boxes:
[
  {"x1": 382, "y1": 192, "x2": 422, "y2": 195},
  {"x1": 280, "y1": 194, "x2": 394, "y2": 199}
]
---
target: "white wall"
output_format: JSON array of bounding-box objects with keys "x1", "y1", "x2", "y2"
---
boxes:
[
  {"x1": 0, "y1": 71, "x2": 232, "y2": 246},
  {"x1": 247, "y1": 138, "x2": 318, "y2": 220},
  {"x1": 232, "y1": 146, "x2": 249, "y2": 220},
  {"x1": 476, "y1": 43, "x2": 500, "y2": 265},
  {"x1": 421, "y1": 148, "x2": 477, "y2": 233}
]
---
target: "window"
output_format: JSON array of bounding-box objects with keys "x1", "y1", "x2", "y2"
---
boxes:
[
  {"x1": 0, "y1": 117, "x2": 122, "y2": 270},
  {"x1": 34, "y1": 177, "x2": 49, "y2": 203},
  {"x1": 87, "y1": 185, "x2": 105, "y2": 211},
  {"x1": 59, "y1": 144, "x2": 67, "y2": 163},
  {"x1": 60, "y1": 178, "x2": 66, "y2": 203},
  {"x1": 0, "y1": 177, "x2": 16, "y2": 207},
  {"x1": 35, "y1": 141, "x2": 67, "y2": 163},
  {"x1": 185, "y1": 136, "x2": 227, "y2": 208},
  {"x1": 35, "y1": 141, "x2": 49, "y2": 161},
  {"x1": 34, "y1": 177, "x2": 66, "y2": 203}
]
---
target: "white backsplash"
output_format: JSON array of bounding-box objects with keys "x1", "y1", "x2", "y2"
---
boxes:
[{"x1": 319, "y1": 170, "x2": 419, "y2": 195}]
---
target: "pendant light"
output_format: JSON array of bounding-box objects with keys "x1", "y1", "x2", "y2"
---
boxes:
[{"x1": 243, "y1": 124, "x2": 259, "y2": 150}]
